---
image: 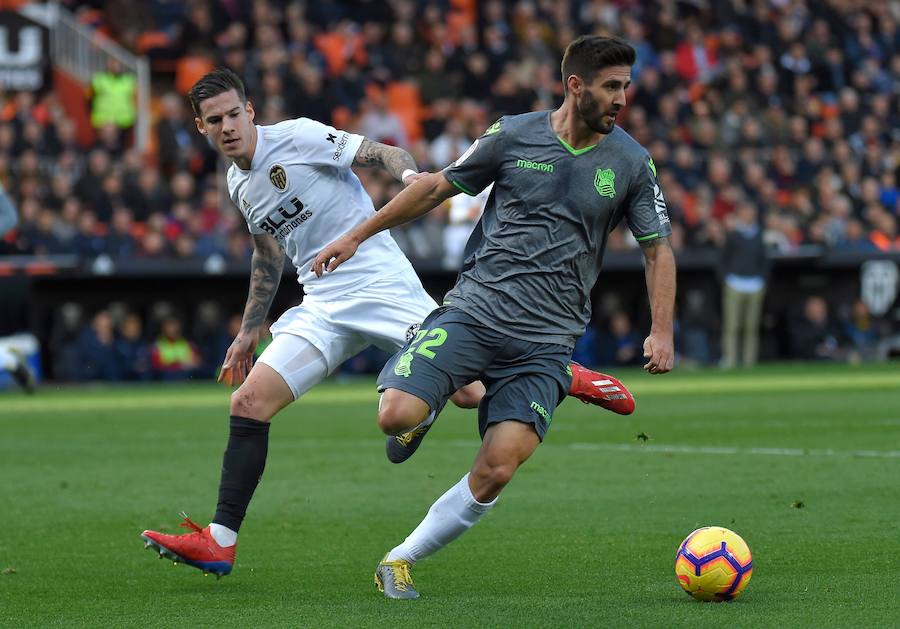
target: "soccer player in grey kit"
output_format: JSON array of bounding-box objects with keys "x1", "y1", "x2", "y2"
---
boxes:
[{"x1": 313, "y1": 36, "x2": 676, "y2": 598}]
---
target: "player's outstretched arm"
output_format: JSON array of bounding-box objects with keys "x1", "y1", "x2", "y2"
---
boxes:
[
  {"x1": 353, "y1": 138, "x2": 423, "y2": 186},
  {"x1": 219, "y1": 233, "x2": 284, "y2": 386},
  {"x1": 640, "y1": 237, "x2": 676, "y2": 374},
  {"x1": 311, "y1": 172, "x2": 456, "y2": 277}
]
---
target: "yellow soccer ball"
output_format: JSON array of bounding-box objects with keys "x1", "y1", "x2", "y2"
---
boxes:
[{"x1": 674, "y1": 526, "x2": 753, "y2": 601}]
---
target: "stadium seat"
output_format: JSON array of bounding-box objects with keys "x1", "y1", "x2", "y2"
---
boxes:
[
  {"x1": 386, "y1": 82, "x2": 423, "y2": 143},
  {"x1": 175, "y1": 56, "x2": 216, "y2": 96}
]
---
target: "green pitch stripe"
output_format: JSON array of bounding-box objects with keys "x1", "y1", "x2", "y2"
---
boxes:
[
  {"x1": 2, "y1": 370, "x2": 897, "y2": 414},
  {"x1": 636, "y1": 232, "x2": 659, "y2": 241},
  {"x1": 450, "y1": 179, "x2": 477, "y2": 196}
]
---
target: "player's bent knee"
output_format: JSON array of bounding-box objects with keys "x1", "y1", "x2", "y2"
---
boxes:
[
  {"x1": 377, "y1": 390, "x2": 428, "y2": 436},
  {"x1": 377, "y1": 406, "x2": 413, "y2": 436},
  {"x1": 229, "y1": 388, "x2": 275, "y2": 422}
]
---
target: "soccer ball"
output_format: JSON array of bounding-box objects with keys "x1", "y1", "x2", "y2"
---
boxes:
[{"x1": 674, "y1": 526, "x2": 753, "y2": 601}]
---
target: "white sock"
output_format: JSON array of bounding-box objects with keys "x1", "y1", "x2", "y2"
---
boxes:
[
  {"x1": 0, "y1": 348, "x2": 15, "y2": 371},
  {"x1": 208, "y1": 522, "x2": 238, "y2": 547},
  {"x1": 386, "y1": 473, "x2": 496, "y2": 564}
]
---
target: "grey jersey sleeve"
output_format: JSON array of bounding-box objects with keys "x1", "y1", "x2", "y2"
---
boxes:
[
  {"x1": 625, "y1": 155, "x2": 672, "y2": 243},
  {"x1": 0, "y1": 185, "x2": 18, "y2": 236},
  {"x1": 442, "y1": 118, "x2": 505, "y2": 196}
]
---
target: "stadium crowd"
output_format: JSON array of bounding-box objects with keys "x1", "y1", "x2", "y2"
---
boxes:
[{"x1": 1, "y1": 0, "x2": 898, "y2": 378}]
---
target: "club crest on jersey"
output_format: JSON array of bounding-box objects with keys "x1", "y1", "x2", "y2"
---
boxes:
[
  {"x1": 268, "y1": 164, "x2": 288, "y2": 192},
  {"x1": 594, "y1": 168, "x2": 616, "y2": 198}
]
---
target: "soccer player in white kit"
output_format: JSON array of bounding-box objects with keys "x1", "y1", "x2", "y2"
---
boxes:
[{"x1": 139, "y1": 68, "x2": 485, "y2": 576}]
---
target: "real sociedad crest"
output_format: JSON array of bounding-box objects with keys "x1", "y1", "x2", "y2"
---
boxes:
[{"x1": 268, "y1": 164, "x2": 288, "y2": 191}]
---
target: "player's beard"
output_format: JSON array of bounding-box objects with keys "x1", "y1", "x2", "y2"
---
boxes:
[{"x1": 576, "y1": 89, "x2": 618, "y2": 134}]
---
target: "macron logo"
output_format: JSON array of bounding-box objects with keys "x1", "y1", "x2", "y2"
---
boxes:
[
  {"x1": 530, "y1": 401, "x2": 552, "y2": 424},
  {"x1": 516, "y1": 159, "x2": 554, "y2": 173}
]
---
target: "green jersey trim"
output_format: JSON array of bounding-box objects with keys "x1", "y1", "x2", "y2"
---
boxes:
[
  {"x1": 556, "y1": 135, "x2": 598, "y2": 156},
  {"x1": 635, "y1": 232, "x2": 660, "y2": 242},
  {"x1": 449, "y1": 178, "x2": 477, "y2": 196}
]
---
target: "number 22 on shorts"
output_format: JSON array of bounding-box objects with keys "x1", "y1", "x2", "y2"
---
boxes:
[{"x1": 393, "y1": 327, "x2": 447, "y2": 377}]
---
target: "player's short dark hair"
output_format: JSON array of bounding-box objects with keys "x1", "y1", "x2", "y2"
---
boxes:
[
  {"x1": 188, "y1": 68, "x2": 246, "y2": 118},
  {"x1": 561, "y1": 36, "x2": 636, "y2": 92}
]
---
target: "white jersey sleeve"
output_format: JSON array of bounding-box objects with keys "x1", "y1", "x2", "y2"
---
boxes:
[{"x1": 291, "y1": 118, "x2": 364, "y2": 170}]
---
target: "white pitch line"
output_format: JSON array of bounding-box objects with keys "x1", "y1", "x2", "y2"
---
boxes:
[
  {"x1": 273, "y1": 439, "x2": 900, "y2": 459},
  {"x1": 334, "y1": 439, "x2": 900, "y2": 459},
  {"x1": 567, "y1": 442, "x2": 900, "y2": 459}
]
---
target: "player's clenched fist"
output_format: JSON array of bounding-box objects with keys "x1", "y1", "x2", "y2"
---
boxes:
[
  {"x1": 642, "y1": 333, "x2": 674, "y2": 374},
  {"x1": 311, "y1": 234, "x2": 360, "y2": 278}
]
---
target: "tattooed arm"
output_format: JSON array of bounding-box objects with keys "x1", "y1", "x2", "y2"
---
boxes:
[
  {"x1": 352, "y1": 138, "x2": 420, "y2": 185},
  {"x1": 219, "y1": 233, "x2": 284, "y2": 386},
  {"x1": 241, "y1": 234, "x2": 284, "y2": 331}
]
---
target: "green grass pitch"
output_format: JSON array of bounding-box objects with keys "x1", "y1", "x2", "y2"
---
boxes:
[{"x1": 1, "y1": 363, "x2": 899, "y2": 627}]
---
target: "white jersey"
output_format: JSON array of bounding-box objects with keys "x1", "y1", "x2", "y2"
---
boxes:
[{"x1": 226, "y1": 118, "x2": 414, "y2": 297}]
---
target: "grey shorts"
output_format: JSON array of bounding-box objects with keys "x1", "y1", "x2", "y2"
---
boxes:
[{"x1": 377, "y1": 306, "x2": 572, "y2": 440}]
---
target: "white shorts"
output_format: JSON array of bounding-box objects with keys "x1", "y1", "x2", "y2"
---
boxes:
[{"x1": 257, "y1": 271, "x2": 439, "y2": 397}]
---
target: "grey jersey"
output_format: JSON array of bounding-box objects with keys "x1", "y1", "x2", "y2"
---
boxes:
[{"x1": 442, "y1": 110, "x2": 671, "y2": 348}]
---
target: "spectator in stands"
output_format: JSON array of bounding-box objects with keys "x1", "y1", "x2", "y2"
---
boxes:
[
  {"x1": 357, "y1": 87, "x2": 409, "y2": 148},
  {"x1": 73, "y1": 148, "x2": 108, "y2": 208},
  {"x1": 1, "y1": 0, "x2": 896, "y2": 264},
  {"x1": 192, "y1": 302, "x2": 231, "y2": 379},
  {"x1": 173, "y1": 232, "x2": 198, "y2": 260},
  {"x1": 791, "y1": 296, "x2": 844, "y2": 361},
  {"x1": 29, "y1": 208, "x2": 65, "y2": 255},
  {"x1": 105, "y1": 207, "x2": 137, "y2": 259},
  {"x1": 600, "y1": 312, "x2": 643, "y2": 367},
  {"x1": 869, "y1": 212, "x2": 900, "y2": 251},
  {"x1": 126, "y1": 167, "x2": 172, "y2": 220},
  {"x1": 677, "y1": 289, "x2": 714, "y2": 366},
  {"x1": 72, "y1": 211, "x2": 106, "y2": 261},
  {"x1": 720, "y1": 202, "x2": 768, "y2": 368},
  {"x1": 116, "y1": 312, "x2": 151, "y2": 381},
  {"x1": 428, "y1": 118, "x2": 471, "y2": 169},
  {"x1": 138, "y1": 228, "x2": 170, "y2": 259},
  {"x1": 841, "y1": 299, "x2": 881, "y2": 362},
  {"x1": 89, "y1": 57, "x2": 137, "y2": 135},
  {"x1": 156, "y1": 92, "x2": 209, "y2": 179},
  {"x1": 78, "y1": 310, "x2": 121, "y2": 381},
  {"x1": 150, "y1": 316, "x2": 200, "y2": 380},
  {"x1": 835, "y1": 219, "x2": 878, "y2": 252}
]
